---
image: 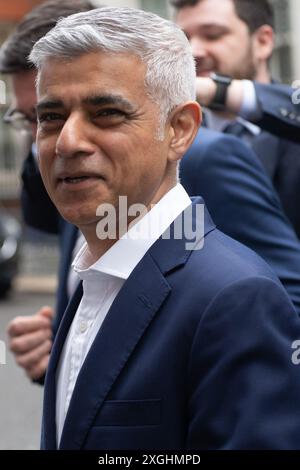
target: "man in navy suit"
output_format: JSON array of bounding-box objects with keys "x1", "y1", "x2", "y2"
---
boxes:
[
  {"x1": 29, "y1": 6, "x2": 300, "y2": 449},
  {"x1": 5, "y1": 0, "x2": 300, "y2": 391},
  {"x1": 174, "y1": 0, "x2": 300, "y2": 237}
]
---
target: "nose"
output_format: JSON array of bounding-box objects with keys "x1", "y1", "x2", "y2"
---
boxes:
[
  {"x1": 189, "y1": 36, "x2": 208, "y2": 59},
  {"x1": 55, "y1": 113, "x2": 95, "y2": 159}
]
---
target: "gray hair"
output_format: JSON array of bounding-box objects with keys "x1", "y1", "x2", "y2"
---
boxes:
[{"x1": 29, "y1": 6, "x2": 196, "y2": 137}]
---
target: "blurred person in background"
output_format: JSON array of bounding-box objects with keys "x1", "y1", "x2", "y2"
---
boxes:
[
  {"x1": 0, "y1": 0, "x2": 98, "y2": 381},
  {"x1": 174, "y1": 0, "x2": 300, "y2": 237}
]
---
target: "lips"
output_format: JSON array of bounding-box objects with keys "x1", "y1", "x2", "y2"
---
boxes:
[
  {"x1": 56, "y1": 172, "x2": 106, "y2": 191},
  {"x1": 194, "y1": 59, "x2": 215, "y2": 77},
  {"x1": 62, "y1": 176, "x2": 92, "y2": 184},
  {"x1": 195, "y1": 64, "x2": 213, "y2": 77},
  {"x1": 57, "y1": 172, "x2": 105, "y2": 184},
  {"x1": 196, "y1": 68, "x2": 212, "y2": 77}
]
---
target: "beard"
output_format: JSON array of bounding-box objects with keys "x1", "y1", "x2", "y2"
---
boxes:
[
  {"x1": 195, "y1": 42, "x2": 257, "y2": 81},
  {"x1": 229, "y1": 43, "x2": 257, "y2": 80}
]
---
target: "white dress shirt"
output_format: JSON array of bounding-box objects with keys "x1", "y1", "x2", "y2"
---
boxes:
[
  {"x1": 55, "y1": 183, "x2": 191, "y2": 445},
  {"x1": 66, "y1": 232, "x2": 85, "y2": 299}
]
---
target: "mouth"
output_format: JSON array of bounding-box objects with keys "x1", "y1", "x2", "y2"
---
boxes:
[
  {"x1": 194, "y1": 59, "x2": 216, "y2": 78},
  {"x1": 57, "y1": 174, "x2": 105, "y2": 189},
  {"x1": 61, "y1": 176, "x2": 94, "y2": 184},
  {"x1": 196, "y1": 67, "x2": 213, "y2": 77}
]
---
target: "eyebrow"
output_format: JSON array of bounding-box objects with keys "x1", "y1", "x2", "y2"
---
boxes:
[
  {"x1": 84, "y1": 94, "x2": 135, "y2": 111},
  {"x1": 198, "y1": 23, "x2": 230, "y2": 32},
  {"x1": 36, "y1": 94, "x2": 136, "y2": 114},
  {"x1": 36, "y1": 100, "x2": 63, "y2": 113}
]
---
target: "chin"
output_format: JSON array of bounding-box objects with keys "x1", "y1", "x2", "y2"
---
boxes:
[
  {"x1": 58, "y1": 204, "x2": 98, "y2": 228},
  {"x1": 197, "y1": 71, "x2": 212, "y2": 77}
]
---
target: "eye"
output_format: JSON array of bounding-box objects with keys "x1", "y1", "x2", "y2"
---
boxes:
[
  {"x1": 96, "y1": 108, "x2": 126, "y2": 118},
  {"x1": 205, "y1": 32, "x2": 224, "y2": 40},
  {"x1": 38, "y1": 112, "x2": 64, "y2": 123},
  {"x1": 93, "y1": 108, "x2": 128, "y2": 127},
  {"x1": 203, "y1": 27, "x2": 228, "y2": 41}
]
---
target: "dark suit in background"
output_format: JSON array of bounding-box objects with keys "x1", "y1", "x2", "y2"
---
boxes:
[
  {"x1": 180, "y1": 128, "x2": 300, "y2": 314},
  {"x1": 254, "y1": 82, "x2": 300, "y2": 144},
  {"x1": 221, "y1": 82, "x2": 300, "y2": 237}
]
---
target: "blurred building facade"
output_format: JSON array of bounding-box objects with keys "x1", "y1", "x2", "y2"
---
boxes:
[{"x1": 270, "y1": 0, "x2": 298, "y2": 84}]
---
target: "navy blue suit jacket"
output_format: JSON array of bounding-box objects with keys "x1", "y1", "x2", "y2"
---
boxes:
[
  {"x1": 180, "y1": 128, "x2": 300, "y2": 314},
  {"x1": 254, "y1": 82, "x2": 300, "y2": 236},
  {"x1": 42, "y1": 200, "x2": 300, "y2": 450},
  {"x1": 253, "y1": 82, "x2": 300, "y2": 144},
  {"x1": 230, "y1": 82, "x2": 300, "y2": 236}
]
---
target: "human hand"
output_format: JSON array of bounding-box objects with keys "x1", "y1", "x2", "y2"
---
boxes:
[
  {"x1": 196, "y1": 77, "x2": 243, "y2": 114},
  {"x1": 7, "y1": 306, "x2": 54, "y2": 380},
  {"x1": 196, "y1": 77, "x2": 217, "y2": 107}
]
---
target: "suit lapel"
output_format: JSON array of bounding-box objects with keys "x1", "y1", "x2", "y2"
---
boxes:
[
  {"x1": 59, "y1": 254, "x2": 171, "y2": 449},
  {"x1": 251, "y1": 132, "x2": 281, "y2": 181},
  {"x1": 42, "y1": 282, "x2": 83, "y2": 450},
  {"x1": 53, "y1": 223, "x2": 79, "y2": 335}
]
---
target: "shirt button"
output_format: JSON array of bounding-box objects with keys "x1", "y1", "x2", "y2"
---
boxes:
[{"x1": 80, "y1": 321, "x2": 88, "y2": 333}]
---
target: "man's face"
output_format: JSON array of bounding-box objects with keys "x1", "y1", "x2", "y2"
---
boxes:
[
  {"x1": 10, "y1": 69, "x2": 38, "y2": 139},
  {"x1": 36, "y1": 51, "x2": 173, "y2": 230},
  {"x1": 176, "y1": 0, "x2": 257, "y2": 79}
]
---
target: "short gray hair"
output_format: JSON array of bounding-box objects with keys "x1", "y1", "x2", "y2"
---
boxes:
[{"x1": 29, "y1": 6, "x2": 196, "y2": 136}]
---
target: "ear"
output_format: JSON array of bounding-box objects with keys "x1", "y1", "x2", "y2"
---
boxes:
[
  {"x1": 252, "y1": 25, "x2": 274, "y2": 62},
  {"x1": 167, "y1": 101, "x2": 202, "y2": 163}
]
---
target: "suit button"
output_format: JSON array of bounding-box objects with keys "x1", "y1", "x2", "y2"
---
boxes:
[
  {"x1": 289, "y1": 113, "x2": 296, "y2": 120},
  {"x1": 280, "y1": 108, "x2": 289, "y2": 117}
]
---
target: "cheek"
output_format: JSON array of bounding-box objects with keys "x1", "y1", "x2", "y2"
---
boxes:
[
  {"x1": 37, "y1": 142, "x2": 55, "y2": 189},
  {"x1": 39, "y1": 160, "x2": 51, "y2": 194},
  {"x1": 228, "y1": 32, "x2": 250, "y2": 53},
  {"x1": 31, "y1": 124, "x2": 38, "y2": 140},
  {"x1": 139, "y1": 143, "x2": 168, "y2": 181},
  {"x1": 213, "y1": 41, "x2": 233, "y2": 59}
]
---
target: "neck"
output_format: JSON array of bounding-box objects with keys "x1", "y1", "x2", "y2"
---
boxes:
[
  {"x1": 78, "y1": 178, "x2": 177, "y2": 264},
  {"x1": 254, "y1": 63, "x2": 272, "y2": 84}
]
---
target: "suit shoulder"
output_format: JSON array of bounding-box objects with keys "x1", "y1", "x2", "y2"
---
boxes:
[
  {"x1": 181, "y1": 128, "x2": 255, "y2": 176},
  {"x1": 188, "y1": 127, "x2": 249, "y2": 153},
  {"x1": 187, "y1": 227, "x2": 280, "y2": 291}
]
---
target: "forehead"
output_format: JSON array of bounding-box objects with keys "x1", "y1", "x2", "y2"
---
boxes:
[
  {"x1": 176, "y1": 0, "x2": 238, "y2": 29},
  {"x1": 11, "y1": 70, "x2": 37, "y2": 101},
  {"x1": 37, "y1": 51, "x2": 147, "y2": 104}
]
